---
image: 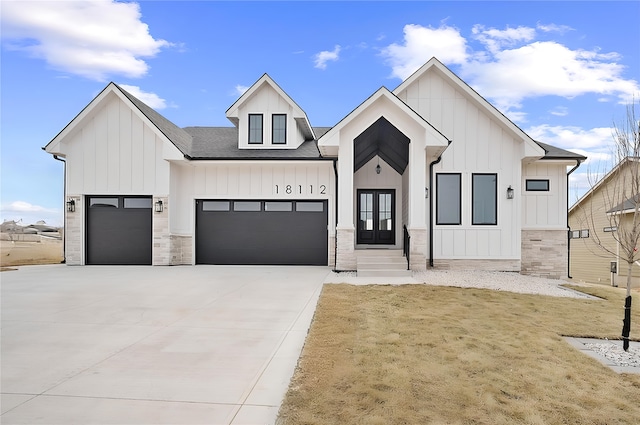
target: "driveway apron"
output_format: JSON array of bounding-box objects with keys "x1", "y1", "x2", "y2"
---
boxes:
[{"x1": 1, "y1": 265, "x2": 329, "y2": 424}]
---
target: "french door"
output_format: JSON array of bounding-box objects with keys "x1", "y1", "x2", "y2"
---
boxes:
[{"x1": 357, "y1": 189, "x2": 395, "y2": 245}]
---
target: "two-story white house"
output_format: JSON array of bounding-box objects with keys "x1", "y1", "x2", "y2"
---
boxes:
[{"x1": 44, "y1": 57, "x2": 585, "y2": 278}]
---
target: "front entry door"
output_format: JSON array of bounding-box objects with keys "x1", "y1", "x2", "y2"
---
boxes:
[{"x1": 357, "y1": 189, "x2": 395, "y2": 245}]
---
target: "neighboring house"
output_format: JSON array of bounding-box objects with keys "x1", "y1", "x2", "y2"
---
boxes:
[
  {"x1": 44, "y1": 57, "x2": 584, "y2": 277},
  {"x1": 569, "y1": 157, "x2": 640, "y2": 287}
]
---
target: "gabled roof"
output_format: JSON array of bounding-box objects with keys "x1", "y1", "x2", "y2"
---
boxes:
[
  {"x1": 225, "y1": 73, "x2": 315, "y2": 140},
  {"x1": 607, "y1": 193, "x2": 640, "y2": 215},
  {"x1": 45, "y1": 82, "x2": 325, "y2": 161},
  {"x1": 534, "y1": 141, "x2": 587, "y2": 161},
  {"x1": 570, "y1": 157, "x2": 640, "y2": 213},
  {"x1": 318, "y1": 86, "x2": 450, "y2": 157},
  {"x1": 393, "y1": 57, "x2": 545, "y2": 160},
  {"x1": 44, "y1": 82, "x2": 187, "y2": 159}
]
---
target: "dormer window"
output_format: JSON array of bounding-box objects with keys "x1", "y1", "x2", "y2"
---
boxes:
[
  {"x1": 272, "y1": 114, "x2": 286, "y2": 144},
  {"x1": 248, "y1": 114, "x2": 263, "y2": 144}
]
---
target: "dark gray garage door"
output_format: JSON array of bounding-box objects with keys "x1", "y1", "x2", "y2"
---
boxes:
[
  {"x1": 86, "y1": 196, "x2": 152, "y2": 265},
  {"x1": 196, "y1": 200, "x2": 328, "y2": 265}
]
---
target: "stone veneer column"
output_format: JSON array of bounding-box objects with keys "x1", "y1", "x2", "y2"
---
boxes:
[
  {"x1": 170, "y1": 235, "x2": 193, "y2": 265},
  {"x1": 328, "y1": 234, "x2": 336, "y2": 268},
  {"x1": 335, "y1": 227, "x2": 356, "y2": 270},
  {"x1": 521, "y1": 229, "x2": 567, "y2": 279},
  {"x1": 152, "y1": 197, "x2": 171, "y2": 265},
  {"x1": 65, "y1": 195, "x2": 82, "y2": 265},
  {"x1": 409, "y1": 227, "x2": 427, "y2": 271}
]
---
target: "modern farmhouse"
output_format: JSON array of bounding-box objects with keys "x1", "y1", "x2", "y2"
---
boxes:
[{"x1": 44, "y1": 57, "x2": 585, "y2": 278}]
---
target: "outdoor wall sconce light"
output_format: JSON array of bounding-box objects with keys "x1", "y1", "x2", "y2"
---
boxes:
[
  {"x1": 154, "y1": 199, "x2": 163, "y2": 213},
  {"x1": 66, "y1": 199, "x2": 75, "y2": 213},
  {"x1": 425, "y1": 187, "x2": 429, "y2": 198},
  {"x1": 375, "y1": 163, "x2": 381, "y2": 174},
  {"x1": 506, "y1": 185, "x2": 514, "y2": 199}
]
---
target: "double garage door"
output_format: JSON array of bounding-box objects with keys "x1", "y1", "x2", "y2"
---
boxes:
[
  {"x1": 85, "y1": 197, "x2": 328, "y2": 265},
  {"x1": 196, "y1": 199, "x2": 328, "y2": 265}
]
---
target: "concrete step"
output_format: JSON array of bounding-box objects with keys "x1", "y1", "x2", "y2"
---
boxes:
[
  {"x1": 356, "y1": 249, "x2": 410, "y2": 277},
  {"x1": 358, "y1": 261, "x2": 408, "y2": 269},
  {"x1": 357, "y1": 269, "x2": 413, "y2": 277}
]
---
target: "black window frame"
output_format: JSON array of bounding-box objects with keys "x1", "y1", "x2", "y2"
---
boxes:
[
  {"x1": 436, "y1": 173, "x2": 462, "y2": 225},
  {"x1": 248, "y1": 114, "x2": 263, "y2": 144},
  {"x1": 272, "y1": 114, "x2": 286, "y2": 144},
  {"x1": 472, "y1": 173, "x2": 498, "y2": 226},
  {"x1": 526, "y1": 179, "x2": 550, "y2": 191}
]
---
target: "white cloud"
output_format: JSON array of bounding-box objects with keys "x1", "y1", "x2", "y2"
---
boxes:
[
  {"x1": 462, "y1": 41, "x2": 639, "y2": 113},
  {"x1": 1, "y1": 0, "x2": 170, "y2": 81},
  {"x1": 536, "y1": 23, "x2": 574, "y2": 34},
  {"x1": 381, "y1": 23, "x2": 639, "y2": 116},
  {"x1": 1, "y1": 202, "x2": 61, "y2": 227},
  {"x1": 235, "y1": 84, "x2": 250, "y2": 96},
  {"x1": 314, "y1": 45, "x2": 341, "y2": 70},
  {"x1": 549, "y1": 106, "x2": 569, "y2": 117},
  {"x1": 525, "y1": 124, "x2": 614, "y2": 150},
  {"x1": 381, "y1": 24, "x2": 467, "y2": 79},
  {"x1": 119, "y1": 85, "x2": 167, "y2": 109},
  {"x1": 472, "y1": 24, "x2": 535, "y2": 54}
]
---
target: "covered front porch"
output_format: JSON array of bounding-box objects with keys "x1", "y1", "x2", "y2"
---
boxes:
[{"x1": 317, "y1": 87, "x2": 449, "y2": 271}]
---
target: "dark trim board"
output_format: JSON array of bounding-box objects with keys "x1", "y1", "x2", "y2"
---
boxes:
[{"x1": 195, "y1": 199, "x2": 328, "y2": 265}]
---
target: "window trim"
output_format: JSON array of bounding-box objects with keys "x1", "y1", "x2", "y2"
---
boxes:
[
  {"x1": 526, "y1": 179, "x2": 550, "y2": 192},
  {"x1": 436, "y1": 173, "x2": 462, "y2": 225},
  {"x1": 248, "y1": 114, "x2": 263, "y2": 144},
  {"x1": 472, "y1": 173, "x2": 498, "y2": 226},
  {"x1": 272, "y1": 114, "x2": 286, "y2": 144}
]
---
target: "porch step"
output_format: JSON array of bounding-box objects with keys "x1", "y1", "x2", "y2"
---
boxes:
[{"x1": 356, "y1": 249, "x2": 412, "y2": 277}]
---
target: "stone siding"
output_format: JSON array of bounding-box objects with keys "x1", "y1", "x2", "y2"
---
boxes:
[
  {"x1": 409, "y1": 227, "x2": 427, "y2": 271},
  {"x1": 432, "y1": 259, "x2": 521, "y2": 272},
  {"x1": 328, "y1": 234, "x2": 336, "y2": 268},
  {"x1": 152, "y1": 197, "x2": 171, "y2": 265},
  {"x1": 521, "y1": 229, "x2": 567, "y2": 279},
  {"x1": 170, "y1": 235, "x2": 193, "y2": 265},
  {"x1": 65, "y1": 195, "x2": 83, "y2": 265},
  {"x1": 335, "y1": 227, "x2": 356, "y2": 270}
]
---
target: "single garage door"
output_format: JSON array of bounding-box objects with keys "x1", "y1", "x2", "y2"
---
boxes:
[
  {"x1": 196, "y1": 200, "x2": 328, "y2": 265},
  {"x1": 86, "y1": 196, "x2": 152, "y2": 265}
]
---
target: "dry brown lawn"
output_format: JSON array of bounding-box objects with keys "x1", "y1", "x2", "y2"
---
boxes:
[
  {"x1": 278, "y1": 283, "x2": 640, "y2": 425},
  {"x1": 0, "y1": 239, "x2": 63, "y2": 268}
]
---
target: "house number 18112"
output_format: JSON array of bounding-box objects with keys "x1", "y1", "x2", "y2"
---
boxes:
[{"x1": 274, "y1": 184, "x2": 326, "y2": 194}]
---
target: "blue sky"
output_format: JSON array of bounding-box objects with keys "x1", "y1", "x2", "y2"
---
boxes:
[{"x1": 2, "y1": 1, "x2": 639, "y2": 226}]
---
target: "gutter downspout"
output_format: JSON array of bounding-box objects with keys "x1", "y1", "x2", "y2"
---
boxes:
[
  {"x1": 333, "y1": 158, "x2": 339, "y2": 271},
  {"x1": 52, "y1": 153, "x2": 66, "y2": 264},
  {"x1": 429, "y1": 141, "x2": 452, "y2": 268},
  {"x1": 566, "y1": 159, "x2": 583, "y2": 278}
]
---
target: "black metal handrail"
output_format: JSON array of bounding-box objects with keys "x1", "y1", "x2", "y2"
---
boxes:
[{"x1": 403, "y1": 225, "x2": 410, "y2": 270}]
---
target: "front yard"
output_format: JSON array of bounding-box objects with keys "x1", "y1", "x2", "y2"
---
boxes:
[{"x1": 278, "y1": 283, "x2": 640, "y2": 424}]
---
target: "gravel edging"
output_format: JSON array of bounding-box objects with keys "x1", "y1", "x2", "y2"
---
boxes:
[{"x1": 413, "y1": 270, "x2": 596, "y2": 299}]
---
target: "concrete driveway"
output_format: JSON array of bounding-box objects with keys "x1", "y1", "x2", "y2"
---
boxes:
[{"x1": 1, "y1": 265, "x2": 329, "y2": 424}]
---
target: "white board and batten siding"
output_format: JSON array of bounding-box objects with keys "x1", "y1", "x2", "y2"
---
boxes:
[
  {"x1": 397, "y1": 68, "x2": 521, "y2": 260},
  {"x1": 236, "y1": 83, "x2": 304, "y2": 150},
  {"x1": 522, "y1": 163, "x2": 568, "y2": 229},
  {"x1": 64, "y1": 93, "x2": 173, "y2": 196},
  {"x1": 170, "y1": 161, "x2": 335, "y2": 235}
]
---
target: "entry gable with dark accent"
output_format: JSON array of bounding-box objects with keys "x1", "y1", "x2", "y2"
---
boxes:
[{"x1": 354, "y1": 116, "x2": 410, "y2": 174}]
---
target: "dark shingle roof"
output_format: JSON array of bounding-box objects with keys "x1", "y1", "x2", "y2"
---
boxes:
[
  {"x1": 607, "y1": 193, "x2": 640, "y2": 214},
  {"x1": 535, "y1": 141, "x2": 586, "y2": 161},
  {"x1": 116, "y1": 84, "x2": 193, "y2": 154},
  {"x1": 118, "y1": 84, "x2": 328, "y2": 160},
  {"x1": 182, "y1": 127, "x2": 327, "y2": 159}
]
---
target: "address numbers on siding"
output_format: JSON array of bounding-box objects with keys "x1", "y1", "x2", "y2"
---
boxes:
[{"x1": 274, "y1": 184, "x2": 327, "y2": 195}]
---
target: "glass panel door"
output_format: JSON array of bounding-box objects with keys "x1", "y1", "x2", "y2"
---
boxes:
[{"x1": 357, "y1": 190, "x2": 395, "y2": 245}]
